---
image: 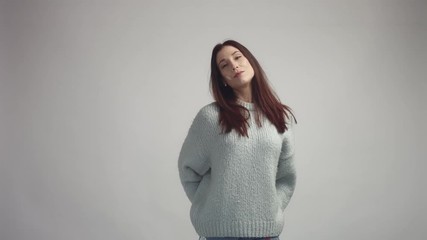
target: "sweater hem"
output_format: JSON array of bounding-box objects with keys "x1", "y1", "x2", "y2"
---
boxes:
[{"x1": 193, "y1": 219, "x2": 284, "y2": 238}]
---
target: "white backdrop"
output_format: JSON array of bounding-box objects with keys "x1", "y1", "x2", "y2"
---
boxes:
[{"x1": 1, "y1": 0, "x2": 426, "y2": 240}]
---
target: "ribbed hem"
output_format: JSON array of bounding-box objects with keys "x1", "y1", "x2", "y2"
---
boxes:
[
  {"x1": 236, "y1": 99, "x2": 255, "y2": 111},
  {"x1": 193, "y1": 220, "x2": 284, "y2": 238}
]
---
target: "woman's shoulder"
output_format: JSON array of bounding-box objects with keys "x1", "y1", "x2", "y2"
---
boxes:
[
  {"x1": 196, "y1": 101, "x2": 219, "y2": 116},
  {"x1": 284, "y1": 110, "x2": 297, "y2": 131},
  {"x1": 192, "y1": 102, "x2": 219, "y2": 126}
]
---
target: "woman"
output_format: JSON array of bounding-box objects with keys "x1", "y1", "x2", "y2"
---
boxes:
[{"x1": 178, "y1": 40, "x2": 297, "y2": 240}]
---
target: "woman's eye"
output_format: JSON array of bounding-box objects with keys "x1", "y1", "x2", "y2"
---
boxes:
[
  {"x1": 235, "y1": 56, "x2": 242, "y2": 60},
  {"x1": 221, "y1": 64, "x2": 228, "y2": 69}
]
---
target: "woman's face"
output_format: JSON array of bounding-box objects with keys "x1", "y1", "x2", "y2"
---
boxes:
[{"x1": 216, "y1": 45, "x2": 255, "y2": 90}]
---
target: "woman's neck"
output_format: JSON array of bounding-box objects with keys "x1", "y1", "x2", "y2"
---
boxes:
[{"x1": 234, "y1": 85, "x2": 252, "y2": 103}]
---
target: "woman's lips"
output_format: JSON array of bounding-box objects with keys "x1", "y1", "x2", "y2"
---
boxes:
[{"x1": 234, "y1": 71, "x2": 244, "y2": 78}]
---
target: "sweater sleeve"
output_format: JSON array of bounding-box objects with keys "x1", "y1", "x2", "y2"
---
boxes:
[
  {"x1": 276, "y1": 115, "x2": 297, "y2": 212},
  {"x1": 178, "y1": 107, "x2": 212, "y2": 203}
]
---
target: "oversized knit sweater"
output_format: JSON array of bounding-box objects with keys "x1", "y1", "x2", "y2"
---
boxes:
[{"x1": 178, "y1": 99, "x2": 296, "y2": 238}]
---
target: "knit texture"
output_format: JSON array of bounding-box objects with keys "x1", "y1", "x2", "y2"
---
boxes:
[{"x1": 178, "y1": 100, "x2": 296, "y2": 238}]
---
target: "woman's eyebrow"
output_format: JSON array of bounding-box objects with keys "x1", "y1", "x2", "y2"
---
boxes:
[{"x1": 218, "y1": 51, "x2": 241, "y2": 65}]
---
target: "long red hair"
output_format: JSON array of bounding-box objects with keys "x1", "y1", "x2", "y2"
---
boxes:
[{"x1": 209, "y1": 40, "x2": 297, "y2": 137}]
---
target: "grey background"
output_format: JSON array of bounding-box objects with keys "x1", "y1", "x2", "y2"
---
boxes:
[{"x1": 1, "y1": 0, "x2": 426, "y2": 240}]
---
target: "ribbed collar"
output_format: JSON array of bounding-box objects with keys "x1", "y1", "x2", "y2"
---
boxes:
[{"x1": 236, "y1": 99, "x2": 255, "y2": 111}]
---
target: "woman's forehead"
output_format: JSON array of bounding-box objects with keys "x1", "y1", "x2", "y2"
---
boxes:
[{"x1": 216, "y1": 46, "x2": 241, "y2": 63}]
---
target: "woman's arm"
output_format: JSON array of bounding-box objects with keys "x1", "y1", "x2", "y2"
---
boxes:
[
  {"x1": 276, "y1": 115, "x2": 297, "y2": 211},
  {"x1": 178, "y1": 108, "x2": 211, "y2": 203}
]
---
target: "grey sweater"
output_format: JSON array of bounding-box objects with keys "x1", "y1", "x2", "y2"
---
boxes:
[{"x1": 178, "y1": 99, "x2": 296, "y2": 238}]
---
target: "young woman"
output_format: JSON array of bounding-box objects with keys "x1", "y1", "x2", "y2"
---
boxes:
[{"x1": 178, "y1": 40, "x2": 297, "y2": 240}]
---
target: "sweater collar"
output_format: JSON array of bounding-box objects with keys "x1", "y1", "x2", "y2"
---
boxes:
[{"x1": 236, "y1": 99, "x2": 255, "y2": 111}]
